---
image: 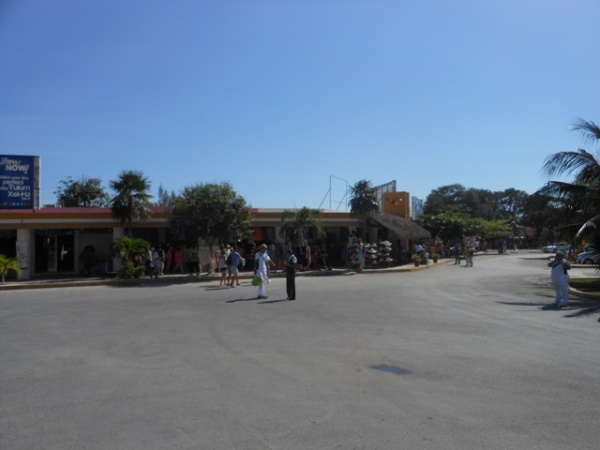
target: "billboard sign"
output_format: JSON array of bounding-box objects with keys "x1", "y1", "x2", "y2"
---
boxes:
[{"x1": 0, "y1": 155, "x2": 40, "y2": 209}]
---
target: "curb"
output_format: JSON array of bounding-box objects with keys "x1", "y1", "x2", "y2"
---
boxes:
[
  {"x1": 569, "y1": 287, "x2": 600, "y2": 301},
  {"x1": 0, "y1": 259, "x2": 449, "y2": 291}
]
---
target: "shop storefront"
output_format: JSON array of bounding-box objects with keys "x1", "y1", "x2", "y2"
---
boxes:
[{"x1": 0, "y1": 207, "x2": 429, "y2": 280}]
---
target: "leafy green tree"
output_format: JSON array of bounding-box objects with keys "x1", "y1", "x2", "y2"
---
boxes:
[
  {"x1": 540, "y1": 119, "x2": 600, "y2": 244},
  {"x1": 109, "y1": 170, "x2": 152, "y2": 235},
  {"x1": 481, "y1": 219, "x2": 513, "y2": 240},
  {"x1": 280, "y1": 207, "x2": 326, "y2": 247},
  {"x1": 461, "y1": 188, "x2": 488, "y2": 217},
  {"x1": 521, "y1": 193, "x2": 558, "y2": 244},
  {"x1": 496, "y1": 188, "x2": 528, "y2": 222},
  {"x1": 54, "y1": 176, "x2": 109, "y2": 207},
  {"x1": 112, "y1": 236, "x2": 151, "y2": 278},
  {"x1": 421, "y1": 212, "x2": 512, "y2": 243},
  {"x1": 424, "y1": 184, "x2": 528, "y2": 221},
  {"x1": 0, "y1": 254, "x2": 21, "y2": 283},
  {"x1": 169, "y1": 182, "x2": 253, "y2": 256},
  {"x1": 420, "y1": 212, "x2": 469, "y2": 242},
  {"x1": 423, "y1": 184, "x2": 466, "y2": 215}
]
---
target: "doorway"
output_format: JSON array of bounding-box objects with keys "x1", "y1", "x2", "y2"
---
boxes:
[{"x1": 34, "y1": 230, "x2": 75, "y2": 274}]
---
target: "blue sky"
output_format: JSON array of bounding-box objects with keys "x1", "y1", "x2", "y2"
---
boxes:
[{"x1": 1, "y1": 0, "x2": 599, "y2": 210}]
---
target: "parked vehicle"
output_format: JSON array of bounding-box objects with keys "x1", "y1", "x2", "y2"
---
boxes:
[
  {"x1": 575, "y1": 251, "x2": 600, "y2": 265},
  {"x1": 543, "y1": 242, "x2": 571, "y2": 254}
]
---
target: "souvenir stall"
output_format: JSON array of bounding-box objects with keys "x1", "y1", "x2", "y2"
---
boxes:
[{"x1": 349, "y1": 240, "x2": 394, "y2": 268}]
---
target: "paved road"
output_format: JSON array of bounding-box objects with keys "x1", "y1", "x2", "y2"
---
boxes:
[{"x1": 1, "y1": 253, "x2": 599, "y2": 450}]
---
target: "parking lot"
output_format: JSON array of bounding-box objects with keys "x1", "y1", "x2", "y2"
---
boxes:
[{"x1": 1, "y1": 252, "x2": 599, "y2": 450}]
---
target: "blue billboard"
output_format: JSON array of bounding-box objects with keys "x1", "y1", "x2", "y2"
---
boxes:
[{"x1": 0, "y1": 155, "x2": 40, "y2": 209}]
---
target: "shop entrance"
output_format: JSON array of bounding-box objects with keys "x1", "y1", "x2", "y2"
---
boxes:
[
  {"x1": 34, "y1": 230, "x2": 75, "y2": 274},
  {"x1": 0, "y1": 230, "x2": 17, "y2": 257}
]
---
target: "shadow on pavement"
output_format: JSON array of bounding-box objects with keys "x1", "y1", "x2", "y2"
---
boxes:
[
  {"x1": 258, "y1": 298, "x2": 289, "y2": 304},
  {"x1": 497, "y1": 298, "x2": 600, "y2": 320},
  {"x1": 226, "y1": 297, "x2": 258, "y2": 303}
]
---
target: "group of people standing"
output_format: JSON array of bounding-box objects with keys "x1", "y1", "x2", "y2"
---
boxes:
[
  {"x1": 144, "y1": 245, "x2": 201, "y2": 278},
  {"x1": 142, "y1": 241, "x2": 300, "y2": 301},
  {"x1": 450, "y1": 242, "x2": 476, "y2": 267}
]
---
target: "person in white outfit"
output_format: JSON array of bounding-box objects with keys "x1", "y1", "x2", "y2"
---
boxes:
[
  {"x1": 548, "y1": 251, "x2": 571, "y2": 308},
  {"x1": 254, "y1": 244, "x2": 272, "y2": 299}
]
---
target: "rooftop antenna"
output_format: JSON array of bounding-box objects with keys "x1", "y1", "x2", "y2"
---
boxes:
[{"x1": 319, "y1": 175, "x2": 348, "y2": 211}]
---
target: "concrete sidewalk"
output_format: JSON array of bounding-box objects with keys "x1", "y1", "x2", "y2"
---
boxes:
[{"x1": 0, "y1": 258, "x2": 450, "y2": 291}]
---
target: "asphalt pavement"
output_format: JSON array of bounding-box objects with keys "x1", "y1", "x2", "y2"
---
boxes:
[{"x1": 1, "y1": 251, "x2": 599, "y2": 449}]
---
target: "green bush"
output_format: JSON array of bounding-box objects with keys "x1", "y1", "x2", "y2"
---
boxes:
[
  {"x1": 112, "y1": 236, "x2": 151, "y2": 279},
  {"x1": 118, "y1": 263, "x2": 147, "y2": 279}
]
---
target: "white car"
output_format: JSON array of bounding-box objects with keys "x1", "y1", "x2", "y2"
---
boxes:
[
  {"x1": 575, "y1": 251, "x2": 600, "y2": 265},
  {"x1": 543, "y1": 242, "x2": 571, "y2": 254}
]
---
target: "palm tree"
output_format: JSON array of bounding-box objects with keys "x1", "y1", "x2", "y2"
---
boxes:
[
  {"x1": 280, "y1": 207, "x2": 326, "y2": 247},
  {"x1": 541, "y1": 119, "x2": 600, "y2": 242},
  {"x1": 0, "y1": 254, "x2": 22, "y2": 283},
  {"x1": 348, "y1": 179, "x2": 379, "y2": 239},
  {"x1": 109, "y1": 170, "x2": 152, "y2": 235}
]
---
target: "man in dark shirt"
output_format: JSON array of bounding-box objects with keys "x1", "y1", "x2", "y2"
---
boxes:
[{"x1": 285, "y1": 250, "x2": 297, "y2": 300}]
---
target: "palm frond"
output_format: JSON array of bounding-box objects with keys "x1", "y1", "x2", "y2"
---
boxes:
[
  {"x1": 537, "y1": 181, "x2": 600, "y2": 200},
  {"x1": 572, "y1": 119, "x2": 600, "y2": 145},
  {"x1": 575, "y1": 213, "x2": 600, "y2": 240},
  {"x1": 542, "y1": 149, "x2": 599, "y2": 178}
]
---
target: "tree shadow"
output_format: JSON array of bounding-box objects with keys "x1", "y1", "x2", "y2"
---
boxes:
[
  {"x1": 497, "y1": 298, "x2": 600, "y2": 322},
  {"x1": 563, "y1": 303, "x2": 600, "y2": 321}
]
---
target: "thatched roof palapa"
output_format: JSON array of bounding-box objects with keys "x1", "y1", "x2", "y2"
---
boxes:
[{"x1": 368, "y1": 213, "x2": 431, "y2": 241}]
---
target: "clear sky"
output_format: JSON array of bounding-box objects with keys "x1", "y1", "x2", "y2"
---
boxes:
[{"x1": 1, "y1": 0, "x2": 599, "y2": 210}]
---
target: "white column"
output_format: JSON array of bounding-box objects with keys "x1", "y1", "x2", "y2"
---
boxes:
[{"x1": 16, "y1": 228, "x2": 32, "y2": 280}]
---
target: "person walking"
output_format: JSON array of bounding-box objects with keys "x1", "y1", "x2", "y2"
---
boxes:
[
  {"x1": 465, "y1": 246, "x2": 475, "y2": 267},
  {"x1": 227, "y1": 246, "x2": 242, "y2": 287},
  {"x1": 548, "y1": 251, "x2": 571, "y2": 308},
  {"x1": 189, "y1": 246, "x2": 200, "y2": 277},
  {"x1": 164, "y1": 245, "x2": 173, "y2": 273},
  {"x1": 146, "y1": 247, "x2": 154, "y2": 277},
  {"x1": 173, "y1": 247, "x2": 184, "y2": 273},
  {"x1": 151, "y1": 246, "x2": 164, "y2": 278},
  {"x1": 453, "y1": 242, "x2": 462, "y2": 265},
  {"x1": 218, "y1": 250, "x2": 228, "y2": 285},
  {"x1": 285, "y1": 249, "x2": 297, "y2": 300},
  {"x1": 356, "y1": 238, "x2": 365, "y2": 272},
  {"x1": 156, "y1": 247, "x2": 165, "y2": 276},
  {"x1": 254, "y1": 243, "x2": 272, "y2": 299}
]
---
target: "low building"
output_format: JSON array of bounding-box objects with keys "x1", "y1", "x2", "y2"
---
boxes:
[{"x1": 0, "y1": 206, "x2": 430, "y2": 280}]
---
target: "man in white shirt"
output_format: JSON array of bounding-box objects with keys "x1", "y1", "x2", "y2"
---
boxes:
[
  {"x1": 549, "y1": 251, "x2": 571, "y2": 308},
  {"x1": 254, "y1": 244, "x2": 272, "y2": 299}
]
